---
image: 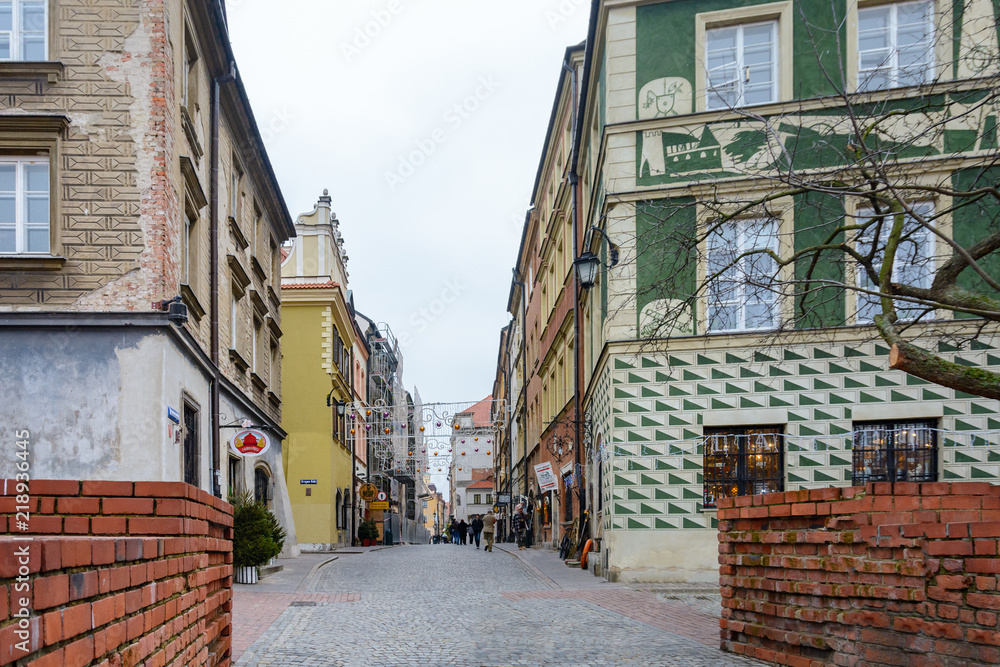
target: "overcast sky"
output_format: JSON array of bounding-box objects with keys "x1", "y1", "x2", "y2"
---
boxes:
[{"x1": 228, "y1": 1, "x2": 590, "y2": 408}]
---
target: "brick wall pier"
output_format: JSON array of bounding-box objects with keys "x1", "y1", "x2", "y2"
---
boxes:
[
  {"x1": 718, "y1": 482, "x2": 1000, "y2": 667},
  {"x1": 0, "y1": 481, "x2": 233, "y2": 667}
]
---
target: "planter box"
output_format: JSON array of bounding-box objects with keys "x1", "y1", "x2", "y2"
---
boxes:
[{"x1": 234, "y1": 566, "x2": 258, "y2": 584}]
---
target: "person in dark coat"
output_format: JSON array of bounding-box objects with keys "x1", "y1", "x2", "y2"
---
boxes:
[
  {"x1": 471, "y1": 514, "x2": 484, "y2": 549},
  {"x1": 458, "y1": 519, "x2": 469, "y2": 545}
]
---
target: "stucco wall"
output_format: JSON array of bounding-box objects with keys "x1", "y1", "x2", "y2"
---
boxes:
[
  {"x1": 0, "y1": 327, "x2": 213, "y2": 487},
  {"x1": 604, "y1": 529, "x2": 718, "y2": 583}
]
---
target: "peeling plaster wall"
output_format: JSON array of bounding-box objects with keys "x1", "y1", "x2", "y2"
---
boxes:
[{"x1": 0, "y1": 328, "x2": 215, "y2": 489}]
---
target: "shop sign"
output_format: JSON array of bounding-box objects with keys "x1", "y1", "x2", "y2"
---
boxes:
[
  {"x1": 534, "y1": 462, "x2": 559, "y2": 492},
  {"x1": 230, "y1": 429, "x2": 271, "y2": 457}
]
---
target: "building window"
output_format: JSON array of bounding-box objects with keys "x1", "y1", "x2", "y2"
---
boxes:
[
  {"x1": 181, "y1": 28, "x2": 198, "y2": 114},
  {"x1": 269, "y1": 340, "x2": 279, "y2": 390},
  {"x1": 855, "y1": 202, "x2": 934, "y2": 323},
  {"x1": 182, "y1": 209, "x2": 196, "y2": 285},
  {"x1": 252, "y1": 317, "x2": 262, "y2": 374},
  {"x1": 707, "y1": 218, "x2": 779, "y2": 332},
  {"x1": 254, "y1": 467, "x2": 270, "y2": 506},
  {"x1": 563, "y1": 474, "x2": 574, "y2": 522},
  {"x1": 486, "y1": 494, "x2": 492, "y2": 505},
  {"x1": 253, "y1": 203, "x2": 262, "y2": 256},
  {"x1": 228, "y1": 456, "x2": 241, "y2": 497},
  {"x1": 230, "y1": 295, "x2": 240, "y2": 347},
  {"x1": 0, "y1": 0, "x2": 46, "y2": 61},
  {"x1": 336, "y1": 490, "x2": 343, "y2": 529},
  {"x1": 858, "y1": 1, "x2": 934, "y2": 92},
  {"x1": 0, "y1": 156, "x2": 48, "y2": 254},
  {"x1": 853, "y1": 420, "x2": 937, "y2": 484},
  {"x1": 474, "y1": 494, "x2": 481, "y2": 505},
  {"x1": 182, "y1": 401, "x2": 200, "y2": 487},
  {"x1": 704, "y1": 426, "x2": 784, "y2": 508},
  {"x1": 230, "y1": 158, "x2": 242, "y2": 219},
  {"x1": 706, "y1": 20, "x2": 777, "y2": 110}
]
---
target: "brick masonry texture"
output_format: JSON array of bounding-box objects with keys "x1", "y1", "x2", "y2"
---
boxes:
[
  {"x1": 717, "y1": 482, "x2": 1000, "y2": 667},
  {"x1": 0, "y1": 480, "x2": 233, "y2": 667}
]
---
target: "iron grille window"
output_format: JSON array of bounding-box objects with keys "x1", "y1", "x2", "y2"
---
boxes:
[
  {"x1": 563, "y1": 473, "x2": 573, "y2": 522},
  {"x1": 852, "y1": 420, "x2": 937, "y2": 485},
  {"x1": 182, "y1": 403, "x2": 199, "y2": 487},
  {"x1": 254, "y1": 468, "x2": 270, "y2": 506},
  {"x1": 703, "y1": 426, "x2": 784, "y2": 508}
]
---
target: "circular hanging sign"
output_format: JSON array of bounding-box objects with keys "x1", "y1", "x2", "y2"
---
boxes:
[
  {"x1": 360, "y1": 484, "x2": 378, "y2": 502},
  {"x1": 230, "y1": 429, "x2": 270, "y2": 457}
]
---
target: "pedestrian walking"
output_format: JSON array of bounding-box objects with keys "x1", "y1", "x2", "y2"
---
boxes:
[
  {"x1": 482, "y1": 511, "x2": 496, "y2": 552},
  {"x1": 512, "y1": 504, "x2": 528, "y2": 550},
  {"x1": 450, "y1": 520, "x2": 459, "y2": 545},
  {"x1": 471, "y1": 514, "x2": 484, "y2": 549},
  {"x1": 458, "y1": 519, "x2": 469, "y2": 545}
]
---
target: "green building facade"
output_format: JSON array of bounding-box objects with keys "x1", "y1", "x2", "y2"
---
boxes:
[{"x1": 575, "y1": 0, "x2": 1000, "y2": 582}]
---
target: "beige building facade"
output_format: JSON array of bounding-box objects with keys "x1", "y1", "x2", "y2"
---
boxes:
[{"x1": 0, "y1": 0, "x2": 298, "y2": 551}]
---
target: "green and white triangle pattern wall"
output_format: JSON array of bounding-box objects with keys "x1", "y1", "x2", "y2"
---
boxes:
[
  {"x1": 586, "y1": 365, "x2": 614, "y2": 534},
  {"x1": 602, "y1": 338, "x2": 1000, "y2": 532}
]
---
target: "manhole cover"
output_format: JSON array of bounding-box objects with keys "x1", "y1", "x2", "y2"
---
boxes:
[{"x1": 290, "y1": 601, "x2": 319, "y2": 607}]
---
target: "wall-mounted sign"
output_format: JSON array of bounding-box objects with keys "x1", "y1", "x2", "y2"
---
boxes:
[
  {"x1": 534, "y1": 462, "x2": 559, "y2": 493},
  {"x1": 376, "y1": 491, "x2": 388, "y2": 502},
  {"x1": 369, "y1": 501, "x2": 389, "y2": 510},
  {"x1": 167, "y1": 407, "x2": 180, "y2": 424},
  {"x1": 300, "y1": 480, "x2": 317, "y2": 485},
  {"x1": 497, "y1": 494, "x2": 511, "y2": 504},
  {"x1": 230, "y1": 429, "x2": 271, "y2": 457},
  {"x1": 360, "y1": 484, "x2": 378, "y2": 502}
]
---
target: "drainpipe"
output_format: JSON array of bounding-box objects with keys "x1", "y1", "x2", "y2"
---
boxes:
[
  {"x1": 210, "y1": 45, "x2": 236, "y2": 498},
  {"x1": 564, "y1": 55, "x2": 586, "y2": 536}
]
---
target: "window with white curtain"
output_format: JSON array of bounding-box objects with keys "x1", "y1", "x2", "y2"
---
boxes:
[
  {"x1": 858, "y1": 1, "x2": 934, "y2": 91},
  {"x1": 0, "y1": 156, "x2": 49, "y2": 254},
  {"x1": 854, "y1": 202, "x2": 935, "y2": 323},
  {"x1": 706, "y1": 20, "x2": 777, "y2": 110},
  {"x1": 706, "y1": 218, "x2": 780, "y2": 332},
  {"x1": 0, "y1": 0, "x2": 47, "y2": 61}
]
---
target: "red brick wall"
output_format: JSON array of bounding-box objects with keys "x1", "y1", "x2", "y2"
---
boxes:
[
  {"x1": 0, "y1": 481, "x2": 232, "y2": 667},
  {"x1": 717, "y1": 482, "x2": 1000, "y2": 667}
]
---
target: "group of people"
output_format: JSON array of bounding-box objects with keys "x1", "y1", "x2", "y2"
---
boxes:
[
  {"x1": 446, "y1": 512, "x2": 496, "y2": 551},
  {"x1": 442, "y1": 504, "x2": 532, "y2": 552}
]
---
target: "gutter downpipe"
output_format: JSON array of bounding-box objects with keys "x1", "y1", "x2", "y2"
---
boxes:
[
  {"x1": 564, "y1": 57, "x2": 585, "y2": 537},
  {"x1": 511, "y1": 266, "x2": 529, "y2": 517},
  {"x1": 210, "y1": 56, "x2": 236, "y2": 499}
]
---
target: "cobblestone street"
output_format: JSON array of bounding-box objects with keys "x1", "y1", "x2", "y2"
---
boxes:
[{"x1": 233, "y1": 544, "x2": 768, "y2": 667}]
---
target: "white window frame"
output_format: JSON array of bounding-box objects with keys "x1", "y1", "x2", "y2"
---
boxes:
[
  {"x1": 856, "y1": 0, "x2": 935, "y2": 92},
  {"x1": 0, "y1": 155, "x2": 50, "y2": 254},
  {"x1": 705, "y1": 19, "x2": 779, "y2": 110},
  {"x1": 854, "y1": 202, "x2": 936, "y2": 324},
  {"x1": 252, "y1": 317, "x2": 261, "y2": 374},
  {"x1": 230, "y1": 295, "x2": 239, "y2": 348},
  {"x1": 706, "y1": 218, "x2": 780, "y2": 333},
  {"x1": 0, "y1": 0, "x2": 48, "y2": 62}
]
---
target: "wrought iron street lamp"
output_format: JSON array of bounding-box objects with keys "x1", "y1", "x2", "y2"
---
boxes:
[{"x1": 574, "y1": 226, "x2": 619, "y2": 290}]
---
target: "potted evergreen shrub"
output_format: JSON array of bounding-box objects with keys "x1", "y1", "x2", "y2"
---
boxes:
[
  {"x1": 231, "y1": 492, "x2": 286, "y2": 584},
  {"x1": 359, "y1": 519, "x2": 378, "y2": 546}
]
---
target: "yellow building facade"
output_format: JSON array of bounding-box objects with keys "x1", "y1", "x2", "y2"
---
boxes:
[{"x1": 281, "y1": 191, "x2": 358, "y2": 550}]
